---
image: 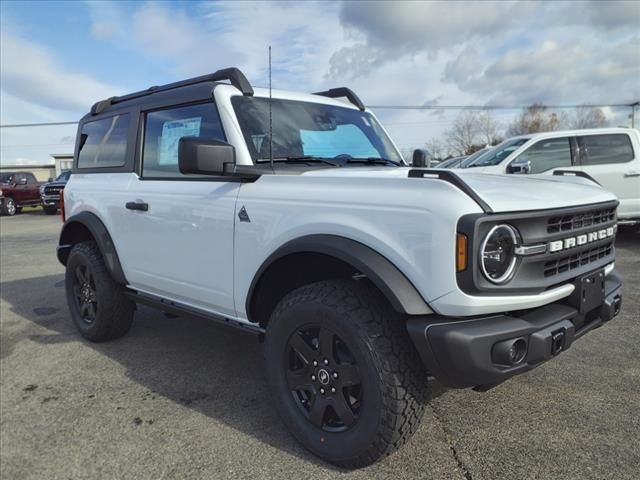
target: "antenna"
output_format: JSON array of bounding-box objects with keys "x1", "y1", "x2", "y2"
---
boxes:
[{"x1": 269, "y1": 45, "x2": 274, "y2": 172}]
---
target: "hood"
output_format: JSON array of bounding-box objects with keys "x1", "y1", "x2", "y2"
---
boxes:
[{"x1": 301, "y1": 167, "x2": 617, "y2": 213}]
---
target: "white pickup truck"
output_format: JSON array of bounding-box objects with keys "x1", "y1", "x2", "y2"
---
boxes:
[{"x1": 57, "y1": 68, "x2": 623, "y2": 468}]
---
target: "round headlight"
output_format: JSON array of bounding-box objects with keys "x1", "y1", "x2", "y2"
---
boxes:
[{"x1": 480, "y1": 224, "x2": 518, "y2": 284}]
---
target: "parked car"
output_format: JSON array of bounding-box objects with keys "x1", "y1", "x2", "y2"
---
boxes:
[
  {"x1": 0, "y1": 171, "x2": 44, "y2": 216},
  {"x1": 437, "y1": 155, "x2": 467, "y2": 169},
  {"x1": 465, "y1": 128, "x2": 640, "y2": 226},
  {"x1": 57, "y1": 68, "x2": 622, "y2": 468},
  {"x1": 439, "y1": 148, "x2": 493, "y2": 169},
  {"x1": 40, "y1": 170, "x2": 71, "y2": 214}
]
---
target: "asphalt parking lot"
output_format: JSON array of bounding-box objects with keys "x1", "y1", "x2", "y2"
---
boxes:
[{"x1": 1, "y1": 210, "x2": 638, "y2": 480}]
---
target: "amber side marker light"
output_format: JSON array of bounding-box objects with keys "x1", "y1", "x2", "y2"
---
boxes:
[{"x1": 456, "y1": 233, "x2": 467, "y2": 272}]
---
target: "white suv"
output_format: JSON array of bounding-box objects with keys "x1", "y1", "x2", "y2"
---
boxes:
[
  {"x1": 57, "y1": 68, "x2": 623, "y2": 468},
  {"x1": 461, "y1": 128, "x2": 640, "y2": 226}
]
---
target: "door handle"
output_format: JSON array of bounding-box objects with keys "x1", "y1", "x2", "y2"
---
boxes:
[
  {"x1": 623, "y1": 171, "x2": 640, "y2": 178},
  {"x1": 126, "y1": 201, "x2": 149, "y2": 211}
]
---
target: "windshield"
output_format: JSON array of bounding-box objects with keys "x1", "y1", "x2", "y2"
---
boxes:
[
  {"x1": 56, "y1": 171, "x2": 71, "y2": 182},
  {"x1": 0, "y1": 173, "x2": 15, "y2": 184},
  {"x1": 468, "y1": 138, "x2": 529, "y2": 167},
  {"x1": 459, "y1": 148, "x2": 492, "y2": 168},
  {"x1": 232, "y1": 97, "x2": 403, "y2": 164}
]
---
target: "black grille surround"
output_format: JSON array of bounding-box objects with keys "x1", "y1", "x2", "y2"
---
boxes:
[
  {"x1": 456, "y1": 200, "x2": 618, "y2": 295},
  {"x1": 43, "y1": 185, "x2": 64, "y2": 197}
]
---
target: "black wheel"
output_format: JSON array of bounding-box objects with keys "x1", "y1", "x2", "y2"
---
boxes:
[
  {"x1": 264, "y1": 280, "x2": 427, "y2": 468},
  {"x1": 44, "y1": 206, "x2": 58, "y2": 215},
  {"x1": 1, "y1": 197, "x2": 17, "y2": 216},
  {"x1": 65, "y1": 241, "x2": 134, "y2": 342}
]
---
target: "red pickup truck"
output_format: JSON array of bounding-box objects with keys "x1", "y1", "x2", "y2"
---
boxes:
[{"x1": 0, "y1": 171, "x2": 44, "y2": 216}]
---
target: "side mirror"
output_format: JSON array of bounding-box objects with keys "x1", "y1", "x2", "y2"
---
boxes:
[
  {"x1": 507, "y1": 159, "x2": 531, "y2": 174},
  {"x1": 178, "y1": 137, "x2": 235, "y2": 175},
  {"x1": 412, "y1": 148, "x2": 431, "y2": 167}
]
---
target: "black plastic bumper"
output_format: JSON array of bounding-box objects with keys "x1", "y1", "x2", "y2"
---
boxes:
[{"x1": 407, "y1": 271, "x2": 623, "y2": 389}]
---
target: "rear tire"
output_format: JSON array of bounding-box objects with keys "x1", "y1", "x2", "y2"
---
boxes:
[
  {"x1": 264, "y1": 279, "x2": 427, "y2": 468},
  {"x1": 65, "y1": 241, "x2": 134, "y2": 342},
  {"x1": 1, "y1": 197, "x2": 17, "y2": 216}
]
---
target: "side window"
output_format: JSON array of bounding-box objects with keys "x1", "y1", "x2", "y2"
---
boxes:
[
  {"x1": 78, "y1": 114, "x2": 130, "y2": 168},
  {"x1": 142, "y1": 103, "x2": 225, "y2": 177},
  {"x1": 26, "y1": 173, "x2": 37, "y2": 184},
  {"x1": 579, "y1": 134, "x2": 634, "y2": 165},
  {"x1": 15, "y1": 173, "x2": 27, "y2": 184},
  {"x1": 512, "y1": 137, "x2": 572, "y2": 174}
]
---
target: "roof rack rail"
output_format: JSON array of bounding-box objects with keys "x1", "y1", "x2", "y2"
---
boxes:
[
  {"x1": 408, "y1": 169, "x2": 493, "y2": 213},
  {"x1": 91, "y1": 67, "x2": 253, "y2": 115},
  {"x1": 313, "y1": 87, "x2": 365, "y2": 111},
  {"x1": 552, "y1": 169, "x2": 601, "y2": 186}
]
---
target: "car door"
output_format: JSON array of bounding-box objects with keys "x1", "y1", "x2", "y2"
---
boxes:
[
  {"x1": 576, "y1": 133, "x2": 640, "y2": 219},
  {"x1": 506, "y1": 136, "x2": 573, "y2": 175},
  {"x1": 25, "y1": 173, "x2": 40, "y2": 203},
  {"x1": 117, "y1": 102, "x2": 240, "y2": 318},
  {"x1": 12, "y1": 173, "x2": 29, "y2": 204}
]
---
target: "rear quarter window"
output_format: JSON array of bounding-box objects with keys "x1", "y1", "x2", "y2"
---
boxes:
[
  {"x1": 77, "y1": 114, "x2": 130, "y2": 168},
  {"x1": 579, "y1": 134, "x2": 635, "y2": 165}
]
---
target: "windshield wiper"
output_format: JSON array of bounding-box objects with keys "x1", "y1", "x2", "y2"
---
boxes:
[
  {"x1": 262, "y1": 156, "x2": 341, "y2": 166},
  {"x1": 345, "y1": 157, "x2": 399, "y2": 166}
]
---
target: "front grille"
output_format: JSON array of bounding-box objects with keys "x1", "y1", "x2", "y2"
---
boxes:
[
  {"x1": 44, "y1": 186, "x2": 62, "y2": 196},
  {"x1": 547, "y1": 207, "x2": 616, "y2": 234},
  {"x1": 543, "y1": 242, "x2": 614, "y2": 278}
]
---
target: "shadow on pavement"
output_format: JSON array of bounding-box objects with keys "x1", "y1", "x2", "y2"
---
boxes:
[{"x1": 0, "y1": 272, "x2": 444, "y2": 470}]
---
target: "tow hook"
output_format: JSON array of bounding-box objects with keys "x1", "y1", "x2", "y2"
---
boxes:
[{"x1": 551, "y1": 330, "x2": 565, "y2": 356}]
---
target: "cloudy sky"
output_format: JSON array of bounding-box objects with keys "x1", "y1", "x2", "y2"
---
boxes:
[{"x1": 1, "y1": 0, "x2": 638, "y2": 165}]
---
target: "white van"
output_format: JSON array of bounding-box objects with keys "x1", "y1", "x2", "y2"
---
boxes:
[{"x1": 462, "y1": 128, "x2": 640, "y2": 225}]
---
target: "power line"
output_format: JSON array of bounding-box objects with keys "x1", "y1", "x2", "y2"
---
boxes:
[
  {"x1": 0, "y1": 121, "x2": 78, "y2": 128},
  {"x1": 369, "y1": 103, "x2": 635, "y2": 110}
]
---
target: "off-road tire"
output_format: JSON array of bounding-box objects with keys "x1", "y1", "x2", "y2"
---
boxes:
[
  {"x1": 264, "y1": 279, "x2": 427, "y2": 468},
  {"x1": 44, "y1": 206, "x2": 58, "y2": 215},
  {"x1": 1, "y1": 197, "x2": 17, "y2": 216},
  {"x1": 65, "y1": 241, "x2": 134, "y2": 342}
]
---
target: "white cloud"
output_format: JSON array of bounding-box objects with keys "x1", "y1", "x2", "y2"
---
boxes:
[{"x1": 0, "y1": 30, "x2": 123, "y2": 114}]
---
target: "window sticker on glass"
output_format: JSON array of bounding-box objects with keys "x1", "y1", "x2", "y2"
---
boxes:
[{"x1": 158, "y1": 117, "x2": 202, "y2": 165}]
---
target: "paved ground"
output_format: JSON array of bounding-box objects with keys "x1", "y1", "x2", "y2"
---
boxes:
[{"x1": 1, "y1": 210, "x2": 638, "y2": 480}]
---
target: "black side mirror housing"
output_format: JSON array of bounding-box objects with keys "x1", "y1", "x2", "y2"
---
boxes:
[
  {"x1": 412, "y1": 148, "x2": 431, "y2": 167},
  {"x1": 178, "y1": 137, "x2": 236, "y2": 175}
]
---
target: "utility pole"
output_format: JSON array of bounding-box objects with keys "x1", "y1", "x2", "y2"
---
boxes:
[{"x1": 631, "y1": 102, "x2": 639, "y2": 129}]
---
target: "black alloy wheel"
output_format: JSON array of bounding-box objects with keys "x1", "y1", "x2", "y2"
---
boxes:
[
  {"x1": 286, "y1": 325, "x2": 362, "y2": 432},
  {"x1": 71, "y1": 263, "x2": 98, "y2": 325}
]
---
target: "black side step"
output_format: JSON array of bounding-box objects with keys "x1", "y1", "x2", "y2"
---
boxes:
[
  {"x1": 552, "y1": 169, "x2": 601, "y2": 186},
  {"x1": 125, "y1": 290, "x2": 264, "y2": 336},
  {"x1": 314, "y1": 87, "x2": 365, "y2": 111},
  {"x1": 408, "y1": 169, "x2": 493, "y2": 213}
]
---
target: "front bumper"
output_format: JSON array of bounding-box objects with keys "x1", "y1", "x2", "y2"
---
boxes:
[
  {"x1": 41, "y1": 195, "x2": 60, "y2": 208},
  {"x1": 407, "y1": 270, "x2": 623, "y2": 389}
]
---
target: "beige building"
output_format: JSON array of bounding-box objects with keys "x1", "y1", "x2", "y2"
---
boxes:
[
  {"x1": 0, "y1": 164, "x2": 56, "y2": 182},
  {"x1": 51, "y1": 153, "x2": 74, "y2": 177}
]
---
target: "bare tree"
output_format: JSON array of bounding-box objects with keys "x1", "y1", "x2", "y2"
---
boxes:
[
  {"x1": 477, "y1": 110, "x2": 499, "y2": 146},
  {"x1": 568, "y1": 106, "x2": 609, "y2": 129},
  {"x1": 425, "y1": 138, "x2": 445, "y2": 161},
  {"x1": 445, "y1": 110, "x2": 481, "y2": 155},
  {"x1": 506, "y1": 103, "x2": 564, "y2": 136}
]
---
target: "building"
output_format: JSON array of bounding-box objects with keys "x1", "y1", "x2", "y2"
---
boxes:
[
  {"x1": 51, "y1": 153, "x2": 73, "y2": 177},
  {"x1": 0, "y1": 164, "x2": 56, "y2": 182}
]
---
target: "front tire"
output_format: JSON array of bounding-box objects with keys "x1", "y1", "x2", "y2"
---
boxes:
[
  {"x1": 2, "y1": 197, "x2": 17, "y2": 216},
  {"x1": 44, "y1": 206, "x2": 58, "y2": 215},
  {"x1": 264, "y1": 280, "x2": 427, "y2": 468},
  {"x1": 65, "y1": 241, "x2": 134, "y2": 342}
]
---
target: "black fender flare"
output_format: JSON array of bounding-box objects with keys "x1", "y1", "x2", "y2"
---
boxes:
[
  {"x1": 246, "y1": 234, "x2": 432, "y2": 319},
  {"x1": 57, "y1": 211, "x2": 127, "y2": 285}
]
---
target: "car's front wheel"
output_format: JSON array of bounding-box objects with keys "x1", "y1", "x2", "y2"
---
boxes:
[
  {"x1": 44, "y1": 206, "x2": 58, "y2": 215},
  {"x1": 1, "y1": 197, "x2": 17, "y2": 216},
  {"x1": 65, "y1": 241, "x2": 134, "y2": 342},
  {"x1": 264, "y1": 280, "x2": 427, "y2": 468}
]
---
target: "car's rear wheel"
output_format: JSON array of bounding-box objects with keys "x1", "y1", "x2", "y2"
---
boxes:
[
  {"x1": 65, "y1": 241, "x2": 134, "y2": 342},
  {"x1": 2, "y1": 197, "x2": 17, "y2": 216},
  {"x1": 264, "y1": 279, "x2": 427, "y2": 468}
]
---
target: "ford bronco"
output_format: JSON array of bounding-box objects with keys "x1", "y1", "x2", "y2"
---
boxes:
[{"x1": 57, "y1": 68, "x2": 623, "y2": 468}]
